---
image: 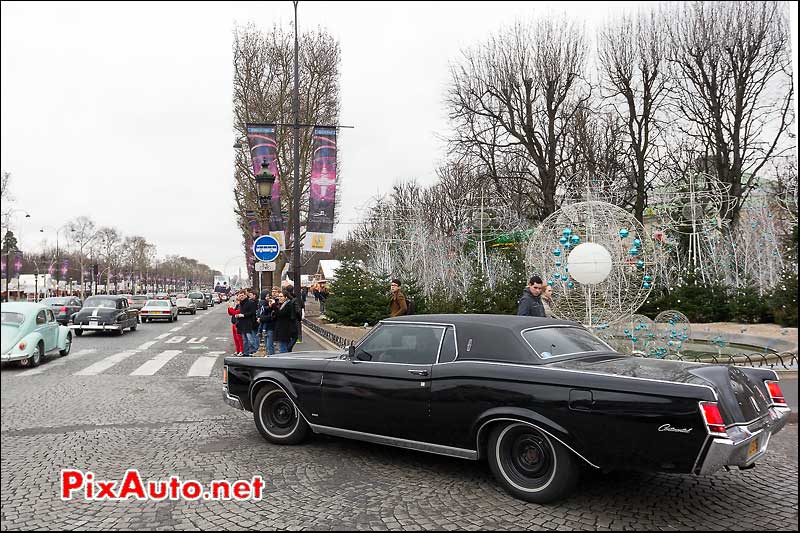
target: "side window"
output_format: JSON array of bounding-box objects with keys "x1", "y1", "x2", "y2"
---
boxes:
[
  {"x1": 36, "y1": 310, "x2": 47, "y2": 325},
  {"x1": 120, "y1": 300, "x2": 127, "y2": 309},
  {"x1": 356, "y1": 325, "x2": 443, "y2": 365},
  {"x1": 438, "y1": 327, "x2": 457, "y2": 363},
  {"x1": 46, "y1": 310, "x2": 56, "y2": 323}
]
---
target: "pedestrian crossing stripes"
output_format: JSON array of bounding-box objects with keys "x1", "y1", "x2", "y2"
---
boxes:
[
  {"x1": 18, "y1": 349, "x2": 98, "y2": 376},
  {"x1": 75, "y1": 350, "x2": 138, "y2": 376},
  {"x1": 165, "y1": 336, "x2": 186, "y2": 344},
  {"x1": 130, "y1": 350, "x2": 182, "y2": 376},
  {"x1": 186, "y1": 352, "x2": 225, "y2": 377}
]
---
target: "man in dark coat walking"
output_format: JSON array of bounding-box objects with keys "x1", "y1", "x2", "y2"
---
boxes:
[{"x1": 517, "y1": 275, "x2": 546, "y2": 317}]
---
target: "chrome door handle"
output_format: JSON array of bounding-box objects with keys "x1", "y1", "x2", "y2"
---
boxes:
[{"x1": 408, "y1": 369, "x2": 429, "y2": 377}]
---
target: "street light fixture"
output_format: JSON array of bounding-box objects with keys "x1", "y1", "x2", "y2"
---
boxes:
[{"x1": 255, "y1": 161, "x2": 276, "y2": 206}]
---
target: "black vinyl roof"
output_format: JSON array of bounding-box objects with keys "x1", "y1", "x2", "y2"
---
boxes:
[{"x1": 382, "y1": 314, "x2": 584, "y2": 363}]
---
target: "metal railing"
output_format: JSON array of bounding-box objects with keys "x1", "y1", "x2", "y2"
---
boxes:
[{"x1": 303, "y1": 319, "x2": 353, "y2": 349}]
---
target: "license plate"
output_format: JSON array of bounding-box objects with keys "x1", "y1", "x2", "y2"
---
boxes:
[{"x1": 746, "y1": 438, "x2": 760, "y2": 460}]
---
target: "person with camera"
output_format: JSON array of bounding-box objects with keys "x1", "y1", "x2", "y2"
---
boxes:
[{"x1": 275, "y1": 288, "x2": 299, "y2": 353}]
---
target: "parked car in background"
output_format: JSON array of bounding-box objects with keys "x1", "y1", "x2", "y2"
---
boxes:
[
  {"x1": 1, "y1": 302, "x2": 73, "y2": 367},
  {"x1": 223, "y1": 314, "x2": 791, "y2": 504},
  {"x1": 176, "y1": 298, "x2": 197, "y2": 315},
  {"x1": 211, "y1": 293, "x2": 221, "y2": 305},
  {"x1": 204, "y1": 293, "x2": 215, "y2": 307},
  {"x1": 139, "y1": 299, "x2": 179, "y2": 322},
  {"x1": 188, "y1": 291, "x2": 207, "y2": 310},
  {"x1": 39, "y1": 296, "x2": 83, "y2": 325},
  {"x1": 70, "y1": 295, "x2": 139, "y2": 336}
]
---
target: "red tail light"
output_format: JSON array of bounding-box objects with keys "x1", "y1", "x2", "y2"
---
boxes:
[
  {"x1": 699, "y1": 402, "x2": 727, "y2": 436},
  {"x1": 60, "y1": 306, "x2": 69, "y2": 313},
  {"x1": 765, "y1": 381, "x2": 786, "y2": 405}
]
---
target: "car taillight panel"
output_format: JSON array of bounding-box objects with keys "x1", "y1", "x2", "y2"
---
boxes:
[
  {"x1": 699, "y1": 401, "x2": 728, "y2": 436},
  {"x1": 223, "y1": 366, "x2": 228, "y2": 384},
  {"x1": 18, "y1": 341, "x2": 26, "y2": 351},
  {"x1": 765, "y1": 380, "x2": 786, "y2": 405},
  {"x1": 60, "y1": 306, "x2": 69, "y2": 313}
]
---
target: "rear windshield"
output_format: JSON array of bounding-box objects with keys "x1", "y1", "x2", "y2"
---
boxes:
[
  {"x1": 147, "y1": 300, "x2": 170, "y2": 307},
  {"x1": 1, "y1": 311, "x2": 25, "y2": 325},
  {"x1": 132, "y1": 295, "x2": 148, "y2": 301},
  {"x1": 188, "y1": 293, "x2": 204, "y2": 299},
  {"x1": 41, "y1": 297, "x2": 70, "y2": 305},
  {"x1": 83, "y1": 298, "x2": 119, "y2": 309},
  {"x1": 177, "y1": 299, "x2": 192, "y2": 305},
  {"x1": 522, "y1": 327, "x2": 613, "y2": 359}
]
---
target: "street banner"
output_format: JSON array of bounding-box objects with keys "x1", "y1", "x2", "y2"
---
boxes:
[
  {"x1": 1, "y1": 256, "x2": 5, "y2": 274},
  {"x1": 61, "y1": 259, "x2": 70, "y2": 276},
  {"x1": 14, "y1": 252, "x2": 23, "y2": 274},
  {"x1": 304, "y1": 126, "x2": 337, "y2": 252},
  {"x1": 245, "y1": 124, "x2": 285, "y2": 248}
]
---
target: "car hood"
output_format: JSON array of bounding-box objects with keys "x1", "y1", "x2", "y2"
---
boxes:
[
  {"x1": 1, "y1": 325, "x2": 22, "y2": 353},
  {"x1": 271, "y1": 350, "x2": 343, "y2": 360}
]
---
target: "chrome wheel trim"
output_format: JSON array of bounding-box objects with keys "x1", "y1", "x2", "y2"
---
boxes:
[
  {"x1": 495, "y1": 423, "x2": 557, "y2": 493},
  {"x1": 257, "y1": 389, "x2": 299, "y2": 439}
]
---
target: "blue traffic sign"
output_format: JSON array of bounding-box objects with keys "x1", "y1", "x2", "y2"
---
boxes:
[{"x1": 252, "y1": 235, "x2": 280, "y2": 262}]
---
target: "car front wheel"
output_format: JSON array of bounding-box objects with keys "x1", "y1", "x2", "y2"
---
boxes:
[
  {"x1": 487, "y1": 422, "x2": 579, "y2": 504},
  {"x1": 253, "y1": 386, "x2": 309, "y2": 445}
]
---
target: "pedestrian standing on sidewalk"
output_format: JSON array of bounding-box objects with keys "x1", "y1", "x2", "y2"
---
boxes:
[
  {"x1": 258, "y1": 288, "x2": 278, "y2": 356},
  {"x1": 389, "y1": 279, "x2": 407, "y2": 317},
  {"x1": 275, "y1": 288, "x2": 298, "y2": 353},
  {"x1": 318, "y1": 281, "x2": 329, "y2": 314},
  {"x1": 236, "y1": 289, "x2": 259, "y2": 356},
  {"x1": 542, "y1": 283, "x2": 555, "y2": 318},
  {"x1": 517, "y1": 275, "x2": 546, "y2": 317},
  {"x1": 227, "y1": 292, "x2": 244, "y2": 356}
]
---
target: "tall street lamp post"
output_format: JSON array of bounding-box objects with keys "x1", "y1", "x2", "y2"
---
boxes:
[
  {"x1": 255, "y1": 161, "x2": 276, "y2": 294},
  {"x1": 292, "y1": 0, "x2": 302, "y2": 294}
]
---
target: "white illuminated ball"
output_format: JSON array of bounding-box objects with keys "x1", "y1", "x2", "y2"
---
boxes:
[{"x1": 567, "y1": 243, "x2": 613, "y2": 285}]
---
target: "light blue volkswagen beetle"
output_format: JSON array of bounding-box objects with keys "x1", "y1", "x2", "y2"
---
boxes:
[{"x1": 1, "y1": 302, "x2": 72, "y2": 367}]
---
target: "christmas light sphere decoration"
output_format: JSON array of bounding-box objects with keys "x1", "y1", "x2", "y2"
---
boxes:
[
  {"x1": 526, "y1": 201, "x2": 656, "y2": 326},
  {"x1": 608, "y1": 314, "x2": 656, "y2": 355},
  {"x1": 653, "y1": 310, "x2": 692, "y2": 356}
]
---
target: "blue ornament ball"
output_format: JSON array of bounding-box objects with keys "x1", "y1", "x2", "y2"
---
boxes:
[
  {"x1": 559, "y1": 236, "x2": 568, "y2": 245},
  {"x1": 553, "y1": 249, "x2": 562, "y2": 257},
  {"x1": 619, "y1": 229, "x2": 629, "y2": 238},
  {"x1": 562, "y1": 228, "x2": 572, "y2": 237}
]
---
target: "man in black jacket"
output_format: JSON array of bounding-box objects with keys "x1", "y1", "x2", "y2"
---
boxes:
[
  {"x1": 236, "y1": 289, "x2": 259, "y2": 356},
  {"x1": 517, "y1": 275, "x2": 546, "y2": 317}
]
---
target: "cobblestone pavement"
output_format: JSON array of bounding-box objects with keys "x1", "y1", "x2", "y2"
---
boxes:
[{"x1": 1, "y1": 305, "x2": 797, "y2": 531}]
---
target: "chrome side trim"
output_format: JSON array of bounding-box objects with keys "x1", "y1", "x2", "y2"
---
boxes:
[
  {"x1": 308, "y1": 423, "x2": 478, "y2": 460},
  {"x1": 474, "y1": 417, "x2": 600, "y2": 469},
  {"x1": 449, "y1": 360, "x2": 719, "y2": 401}
]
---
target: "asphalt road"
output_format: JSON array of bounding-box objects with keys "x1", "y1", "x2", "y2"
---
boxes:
[{"x1": 1, "y1": 306, "x2": 797, "y2": 531}]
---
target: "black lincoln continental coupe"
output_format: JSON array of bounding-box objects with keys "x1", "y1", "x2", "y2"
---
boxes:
[
  {"x1": 69, "y1": 295, "x2": 139, "y2": 336},
  {"x1": 222, "y1": 315, "x2": 791, "y2": 503}
]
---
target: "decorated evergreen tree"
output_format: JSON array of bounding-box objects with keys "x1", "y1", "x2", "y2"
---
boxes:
[
  {"x1": 325, "y1": 259, "x2": 389, "y2": 326},
  {"x1": 465, "y1": 266, "x2": 494, "y2": 314}
]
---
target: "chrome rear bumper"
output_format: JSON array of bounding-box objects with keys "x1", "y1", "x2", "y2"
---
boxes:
[
  {"x1": 223, "y1": 387, "x2": 243, "y2": 410},
  {"x1": 698, "y1": 406, "x2": 791, "y2": 475},
  {"x1": 69, "y1": 324, "x2": 121, "y2": 331}
]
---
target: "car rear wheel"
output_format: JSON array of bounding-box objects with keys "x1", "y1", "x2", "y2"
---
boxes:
[
  {"x1": 130, "y1": 322, "x2": 137, "y2": 331},
  {"x1": 59, "y1": 334, "x2": 72, "y2": 356},
  {"x1": 168, "y1": 316, "x2": 173, "y2": 323},
  {"x1": 253, "y1": 386, "x2": 309, "y2": 445},
  {"x1": 116, "y1": 326, "x2": 124, "y2": 336},
  {"x1": 74, "y1": 329, "x2": 83, "y2": 337},
  {"x1": 487, "y1": 422, "x2": 579, "y2": 504},
  {"x1": 20, "y1": 342, "x2": 43, "y2": 368}
]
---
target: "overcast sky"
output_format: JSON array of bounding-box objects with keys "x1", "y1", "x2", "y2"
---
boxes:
[{"x1": 1, "y1": 1, "x2": 797, "y2": 278}]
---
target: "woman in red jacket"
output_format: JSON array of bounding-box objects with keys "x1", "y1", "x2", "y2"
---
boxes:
[{"x1": 227, "y1": 293, "x2": 244, "y2": 356}]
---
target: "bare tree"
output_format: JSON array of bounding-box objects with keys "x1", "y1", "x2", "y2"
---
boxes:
[
  {"x1": 447, "y1": 16, "x2": 590, "y2": 221},
  {"x1": 599, "y1": 9, "x2": 670, "y2": 221},
  {"x1": 95, "y1": 227, "x2": 122, "y2": 293},
  {"x1": 66, "y1": 216, "x2": 97, "y2": 298},
  {"x1": 667, "y1": 0, "x2": 794, "y2": 225},
  {"x1": 232, "y1": 23, "x2": 341, "y2": 287}
]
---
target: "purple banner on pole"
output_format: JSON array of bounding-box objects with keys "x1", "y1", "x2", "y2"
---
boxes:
[
  {"x1": 1, "y1": 256, "x2": 5, "y2": 274},
  {"x1": 61, "y1": 259, "x2": 70, "y2": 276},
  {"x1": 308, "y1": 127, "x2": 337, "y2": 234},
  {"x1": 13, "y1": 252, "x2": 23, "y2": 274},
  {"x1": 245, "y1": 124, "x2": 284, "y2": 234}
]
